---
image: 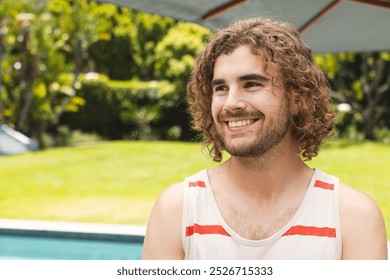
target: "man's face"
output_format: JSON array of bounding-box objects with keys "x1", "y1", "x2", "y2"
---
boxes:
[{"x1": 211, "y1": 45, "x2": 291, "y2": 158}]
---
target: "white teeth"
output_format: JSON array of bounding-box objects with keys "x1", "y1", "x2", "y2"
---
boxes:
[{"x1": 228, "y1": 119, "x2": 254, "y2": 128}]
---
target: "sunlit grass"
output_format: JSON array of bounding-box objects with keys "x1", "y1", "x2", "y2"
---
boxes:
[
  {"x1": 0, "y1": 141, "x2": 216, "y2": 225},
  {"x1": 0, "y1": 139, "x2": 389, "y2": 238}
]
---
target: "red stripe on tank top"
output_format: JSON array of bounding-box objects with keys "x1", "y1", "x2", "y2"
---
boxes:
[
  {"x1": 314, "y1": 180, "x2": 334, "y2": 190},
  {"x1": 186, "y1": 224, "x2": 231, "y2": 237},
  {"x1": 283, "y1": 225, "x2": 336, "y2": 238},
  {"x1": 188, "y1": 181, "x2": 206, "y2": 188}
]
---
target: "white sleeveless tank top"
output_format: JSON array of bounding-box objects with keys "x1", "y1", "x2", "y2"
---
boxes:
[{"x1": 182, "y1": 169, "x2": 342, "y2": 259}]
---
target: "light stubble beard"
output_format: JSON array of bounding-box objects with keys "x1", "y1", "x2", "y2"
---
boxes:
[{"x1": 216, "y1": 101, "x2": 291, "y2": 160}]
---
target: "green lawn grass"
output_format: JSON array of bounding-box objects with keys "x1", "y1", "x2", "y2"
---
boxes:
[
  {"x1": 0, "y1": 141, "x2": 216, "y2": 225},
  {"x1": 0, "y1": 140, "x2": 389, "y2": 238}
]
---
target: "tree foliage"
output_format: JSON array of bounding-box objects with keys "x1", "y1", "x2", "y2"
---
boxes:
[
  {"x1": 315, "y1": 52, "x2": 390, "y2": 140},
  {"x1": 0, "y1": 0, "x2": 98, "y2": 146},
  {"x1": 0, "y1": 0, "x2": 211, "y2": 145}
]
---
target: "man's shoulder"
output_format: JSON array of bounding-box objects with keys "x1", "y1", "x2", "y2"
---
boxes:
[
  {"x1": 339, "y1": 182, "x2": 388, "y2": 259},
  {"x1": 338, "y1": 181, "x2": 385, "y2": 233},
  {"x1": 156, "y1": 181, "x2": 185, "y2": 209},
  {"x1": 339, "y1": 182, "x2": 380, "y2": 214},
  {"x1": 155, "y1": 169, "x2": 208, "y2": 210}
]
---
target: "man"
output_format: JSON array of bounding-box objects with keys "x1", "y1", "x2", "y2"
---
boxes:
[{"x1": 142, "y1": 17, "x2": 387, "y2": 259}]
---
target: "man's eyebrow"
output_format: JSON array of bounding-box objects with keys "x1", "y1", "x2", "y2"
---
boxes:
[
  {"x1": 211, "y1": 79, "x2": 225, "y2": 87},
  {"x1": 239, "y1": 74, "x2": 269, "y2": 82},
  {"x1": 211, "y1": 74, "x2": 269, "y2": 87}
]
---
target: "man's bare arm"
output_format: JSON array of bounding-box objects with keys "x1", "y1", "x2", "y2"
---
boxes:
[{"x1": 142, "y1": 182, "x2": 185, "y2": 259}]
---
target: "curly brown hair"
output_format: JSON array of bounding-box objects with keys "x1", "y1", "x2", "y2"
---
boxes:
[{"x1": 187, "y1": 17, "x2": 335, "y2": 162}]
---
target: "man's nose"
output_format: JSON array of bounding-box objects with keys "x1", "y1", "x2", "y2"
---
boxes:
[{"x1": 223, "y1": 88, "x2": 247, "y2": 111}]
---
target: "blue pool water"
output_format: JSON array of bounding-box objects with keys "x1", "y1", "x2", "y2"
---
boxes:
[{"x1": 0, "y1": 235, "x2": 143, "y2": 260}]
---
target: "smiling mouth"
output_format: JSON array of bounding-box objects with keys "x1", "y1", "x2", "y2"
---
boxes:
[{"x1": 227, "y1": 119, "x2": 259, "y2": 128}]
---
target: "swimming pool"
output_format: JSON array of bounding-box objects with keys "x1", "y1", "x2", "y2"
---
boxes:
[{"x1": 0, "y1": 219, "x2": 145, "y2": 260}]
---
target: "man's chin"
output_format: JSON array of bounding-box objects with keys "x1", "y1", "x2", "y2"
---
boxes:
[{"x1": 224, "y1": 143, "x2": 263, "y2": 158}]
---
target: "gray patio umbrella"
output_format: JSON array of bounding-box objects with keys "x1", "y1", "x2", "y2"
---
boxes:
[{"x1": 99, "y1": 0, "x2": 390, "y2": 53}]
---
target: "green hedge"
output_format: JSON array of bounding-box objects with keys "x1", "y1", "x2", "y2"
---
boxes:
[{"x1": 60, "y1": 74, "x2": 195, "y2": 140}]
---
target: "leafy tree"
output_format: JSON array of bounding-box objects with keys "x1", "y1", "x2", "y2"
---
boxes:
[
  {"x1": 1, "y1": 1, "x2": 213, "y2": 143},
  {"x1": 153, "y1": 22, "x2": 211, "y2": 139},
  {"x1": 315, "y1": 52, "x2": 390, "y2": 140},
  {"x1": 154, "y1": 22, "x2": 211, "y2": 83},
  {"x1": 0, "y1": 0, "x2": 98, "y2": 146},
  {"x1": 87, "y1": 3, "x2": 137, "y2": 80},
  {"x1": 46, "y1": 0, "x2": 97, "y2": 124},
  {"x1": 0, "y1": 0, "x2": 47, "y2": 133},
  {"x1": 88, "y1": 17, "x2": 211, "y2": 140},
  {"x1": 131, "y1": 11, "x2": 175, "y2": 81},
  {"x1": 87, "y1": 5, "x2": 174, "y2": 81}
]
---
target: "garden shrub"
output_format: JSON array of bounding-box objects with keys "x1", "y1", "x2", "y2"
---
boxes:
[{"x1": 60, "y1": 74, "x2": 193, "y2": 140}]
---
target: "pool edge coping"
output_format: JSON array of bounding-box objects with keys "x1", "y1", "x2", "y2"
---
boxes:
[{"x1": 0, "y1": 219, "x2": 146, "y2": 243}]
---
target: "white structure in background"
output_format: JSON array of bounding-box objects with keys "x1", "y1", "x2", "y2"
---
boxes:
[
  {"x1": 0, "y1": 123, "x2": 38, "y2": 155},
  {"x1": 336, "y1": 103, "x2": 352, "y2": 112}
]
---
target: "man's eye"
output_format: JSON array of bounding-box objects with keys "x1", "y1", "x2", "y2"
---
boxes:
[
  {"x1": 244, "y1": 82, "x2": 262, "y2": 89},
  {"x1": 213, "y1": 85, "x2": 228, "y2": 92}
]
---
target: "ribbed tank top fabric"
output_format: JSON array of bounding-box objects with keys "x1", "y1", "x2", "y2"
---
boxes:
[{"x1": 181, "y1": 169, "x2": 342, "y2": 260}]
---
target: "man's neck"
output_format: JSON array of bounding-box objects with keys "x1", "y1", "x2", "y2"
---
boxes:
[{"x1": 213, "y1": 138, "x2": 313, "y2": 200}]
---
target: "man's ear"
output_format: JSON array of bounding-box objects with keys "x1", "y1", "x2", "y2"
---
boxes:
[{"x1": 289, "y1": 95, "x2": 299, "y2": 116}]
